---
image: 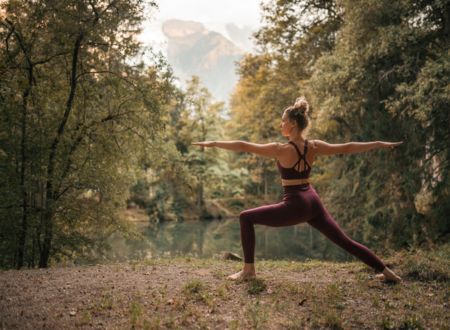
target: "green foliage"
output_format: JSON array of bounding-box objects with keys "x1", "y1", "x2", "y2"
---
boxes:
[
  {"x1": 229, "y1": 0, "x2": 450, "y2": 251},
  {"x1": 129, "y1": 76, "x2": 249, "y2": 221},
  {"x1": 1, "y1": 0, "x2": 448, "y2": 268},
  {"x1": 0, "y1": 0, "x2": 172, "y2": 268}
]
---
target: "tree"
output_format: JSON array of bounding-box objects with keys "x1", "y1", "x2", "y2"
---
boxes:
[
  {"x1": 230, "y1": 0, "x2": 449, "y2": 249},
  {"x1": 0, "y1": 0, "x2": 173, "y2": 268},
  {"x1": 309, "y1": 0, "x2": 450, "y2": 247}
]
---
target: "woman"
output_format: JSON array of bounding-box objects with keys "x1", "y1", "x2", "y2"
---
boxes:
[{"x1": 192, "y1": 97, "x2": 402, "y2": 283}]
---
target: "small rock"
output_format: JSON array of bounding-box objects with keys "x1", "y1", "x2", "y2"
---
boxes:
[
  {"x1": 69, "y1": 310, "x2": 76, "y2": 316},
  {"x1": 221, "y1": 251, "x2": 242, "y2": 261}
]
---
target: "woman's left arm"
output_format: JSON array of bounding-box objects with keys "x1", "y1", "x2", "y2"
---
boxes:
[{"x1": 192, "y1": 140, "x2": 281, "y2": 158}]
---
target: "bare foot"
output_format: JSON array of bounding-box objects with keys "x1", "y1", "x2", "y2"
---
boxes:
[
  {"x1": 376, "y1": 267, "x2": 402, "y2": 283},
  {"x1": 375, "y1": 274, "x2": 386, "y2": 281},
  {"x1": 227, "y1": 270, "x2": 256, "y2": 281}
]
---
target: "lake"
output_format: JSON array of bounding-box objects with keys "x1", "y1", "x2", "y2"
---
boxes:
[{"x1": 118, "y1": 217, "x2": 375, "y2": 263}]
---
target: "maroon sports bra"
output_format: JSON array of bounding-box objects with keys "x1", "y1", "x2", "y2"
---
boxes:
[{"x1": 277, "y1": 140, "x2": 311, "y2": 179}]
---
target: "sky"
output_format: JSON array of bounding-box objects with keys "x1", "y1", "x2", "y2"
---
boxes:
[{"x1": 138, "y1": 0, "x2": 264, "y2": 53}]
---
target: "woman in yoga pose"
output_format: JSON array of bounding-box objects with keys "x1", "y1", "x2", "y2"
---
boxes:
[{"x1": 192, "y1": 97, "x2": 402, "y2": 283}]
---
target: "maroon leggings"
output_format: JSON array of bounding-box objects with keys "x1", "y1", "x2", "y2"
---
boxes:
[{"x1": 239, "y1": 184, "x2": 386, "y2": 272}]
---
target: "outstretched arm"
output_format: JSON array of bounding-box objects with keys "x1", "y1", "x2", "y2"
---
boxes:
[
  {"x1": 192, "y1": 140, "x2": 281, "y2": 158},
  {"x1": 313, "y1": 140, "x2": 403, "y2": 155}
]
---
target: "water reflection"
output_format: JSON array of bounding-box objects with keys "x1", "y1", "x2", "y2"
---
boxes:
[{"x1": 139, "y1": 218, "x2": 359, "y2": 262}]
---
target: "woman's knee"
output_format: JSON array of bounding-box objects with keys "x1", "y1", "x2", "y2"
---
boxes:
[{"x1": 239, "y1": 210, "x2": 253, "y2": 224}]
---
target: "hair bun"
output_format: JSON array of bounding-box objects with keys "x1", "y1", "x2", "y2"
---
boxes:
[{"x1": 294, "y1": 96, "x2": 309, "y2": 115}]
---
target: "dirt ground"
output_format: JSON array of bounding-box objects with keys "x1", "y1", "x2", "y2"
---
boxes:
[{"x1": 0, "y1": 256, "x2": 449, "y2": 329}]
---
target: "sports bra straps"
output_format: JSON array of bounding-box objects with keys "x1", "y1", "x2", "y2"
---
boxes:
[{"x1": 288, "y1": 140, "x2": 310, "y2": 171}]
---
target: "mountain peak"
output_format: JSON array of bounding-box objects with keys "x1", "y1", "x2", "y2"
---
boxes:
[{"x1": 162, "y1": 19, "x2": 245, "y2": 102}]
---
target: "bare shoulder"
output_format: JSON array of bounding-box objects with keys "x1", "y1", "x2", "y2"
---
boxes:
[
  {"x1": 307, "y1": 139, "x2": 319, "y2": 148},
  {"x1": 305, "y1": 139, "x2": 319, "y2": 159}
]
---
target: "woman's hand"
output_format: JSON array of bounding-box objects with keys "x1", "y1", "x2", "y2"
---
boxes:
[
  {"x1": 378, "y1": 141, "x2": 403, "y2": 149},
  {"x1": 191, "y1": 141, "x2": 216, "y2": 148}
]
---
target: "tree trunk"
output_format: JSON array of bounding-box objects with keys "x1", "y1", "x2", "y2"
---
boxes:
[
  {"x1": 40, "y1": 32, "x2": 84, "y2": 268},
  {"x1": 39, "y1": 207, "x2": 54, "y2": 268},
  {"x1": 13, "y1": 25, "x2": 34, "y2": 269},
  {"x1": 17, "y1": 82, "x2": 30, "y2": 269}
]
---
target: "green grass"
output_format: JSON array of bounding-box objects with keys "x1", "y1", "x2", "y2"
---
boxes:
[
  {"x1": 245, "y1": 300, "x2": 268, "y2": 329},
  {"x1": 247, "y1": 278, "x2": 267, "y2": 295},
  {"x1": 182, "y1": 279, "x2": 213, "y2": 306},
  {"x1": 402, "y1": 248, "x2": 450, "y2": 282}
]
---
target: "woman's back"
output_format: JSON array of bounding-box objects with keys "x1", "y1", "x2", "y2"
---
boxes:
[{"x1": 276, "y1": 139, "x2": 316, "y2": 179}]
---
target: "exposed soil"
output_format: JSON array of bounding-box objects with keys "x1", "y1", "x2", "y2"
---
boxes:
[{"x1": 0, "y1": 256, "x2": 448, "y2": 329}]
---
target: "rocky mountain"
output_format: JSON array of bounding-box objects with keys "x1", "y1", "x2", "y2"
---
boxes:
[{"x1": 162, "y1": 19, "x2": 246, "y2": 102}]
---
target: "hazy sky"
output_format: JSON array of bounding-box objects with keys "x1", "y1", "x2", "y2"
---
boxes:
[
  {"x1": 154, "y1": 0, "x2": 263, "y2": 26},
  {"x1": 139, "y1": 0, "x2": 264, "y2": 52}
]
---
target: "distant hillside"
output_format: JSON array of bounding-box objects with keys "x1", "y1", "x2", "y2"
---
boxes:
[
  {"x1": 225, "y1": 23, "x2": 254, "y2": 52},
  {"x1": 162, "y1": 19, "x2": 245, "y2": 102}
]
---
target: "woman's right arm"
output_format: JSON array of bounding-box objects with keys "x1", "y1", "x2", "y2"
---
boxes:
[{"x1": 313, "y1": 140, "x2": 403, "y2": 155}]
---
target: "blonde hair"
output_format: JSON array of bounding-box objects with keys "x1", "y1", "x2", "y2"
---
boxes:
[{"x1": 284, "y1": 96, "x2": 310, "y2": 132}]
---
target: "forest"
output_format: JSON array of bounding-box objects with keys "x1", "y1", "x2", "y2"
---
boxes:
[{"x1": 0, "y1": 0, "x2": 449, "y2": 270}]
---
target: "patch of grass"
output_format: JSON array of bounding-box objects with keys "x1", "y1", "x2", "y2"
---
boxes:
[
  {"x1": 129, "y1": 301, "x2": 143, "y2": 329},
  {"x1": 355, "y1": 271, "x2": 369, "y2": 281},
  {"x1": 283, "y1": 315, "x2": 308, "y2": 330},
  {"x1": 162, "y1": 316, "x2": 176, "y2": 329},
  {"x1": 227, "y1": 319, "x2": 240, "y2": 329},
  {"x1": 372, "y1": 295, "x2": 381, "y2": 308},
  {"x1": 273, "y1": 298, "x2": 289, "y2": 313},
  {"x1": 215, "y1": 282, "x2": 229, "y2": 298},
  {"x1": 145, "y1": 316, "x2": 162, "y2": 329},
  {"x1": 379, "y1": 314, "x2": 425, "y2": 330},
  {"x1": 245, "y1": 300, "x2": 268, "y2": 329},
  {"x1": 158, "y1": 285, "x2": 168, "y2": 298},
  {"x1": 308, "y1": 284, "x2": 345, "y2": 330},
  {"x1": 247, "y1": 278, "x2": 267, "y2": 295},
  {"x1": 311, "y1": 308, "x2": 343, "y2": 330},
  {"x1": 179, "y1": 305, "x2": 201, "y2": 327},
  {"x1": 398, "y1": 315, "x2": 425, "y2": 330},
  {"x1": 99, "y1": 294, "x2": 113, "y2": 310},
  {"x1": 299, "y1": 259, "x2": 334, "y2": 271},
  {"x1": 258, "y1": 258, "x2": 327, "y2": 272},
  {"x1": 402, "y1": 249, "x2": 450, "y2": 282},
  {"x1": 87, "y1": 292, "x2": 115, "y2": 316},
  {"x1": 281, "y1": 282, "x2": 302, "y2": 295},
  {"x1": 129, "y1": 260, "x2": 142, "y2": 271},
  {"x1": 75, "y1": 310, "x2": 92, "y2": 327},
  {"x1": 212, "y1": 267, "x2": 226, "y2": 279},
  {"x1": 182, "y1": 279, "x2": 203, "y2": 295},
  {"x1": 182, "y1": 279, "x2": 212, "y2": 305},
  {"x1": 140, "y1": 258, "x2": 160, "y2": 267},
  {"x1": 379, "y1": 316, "x2": 395, "y2": 330}
]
